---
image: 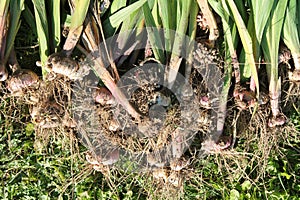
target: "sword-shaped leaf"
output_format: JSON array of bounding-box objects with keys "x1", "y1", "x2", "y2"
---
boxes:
[
  {"x1": 5, "y1": 0, "x2": 25, "y2": 63},
  {"x1": 49, "y1": 0, "x2": 60, "y2": 52},
  {"x1": 282, "y1": 0, "x2": 300, "y2": 71},
  {"x1": 261, "y1": 0, "x2": 288, "y2": 117},
  {"x1": 226, "y1": 0, "x2": 259, "y2": 96},
  {"x1": 31, "y1": 0, "x2": 49, "y2": 75},
  {"x1": 143, "y1": 1, "x2": 165, "y2": 63}
]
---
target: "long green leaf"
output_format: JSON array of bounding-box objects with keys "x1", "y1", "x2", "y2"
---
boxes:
[
  {"x1": 63, "y1": 0, "x2": 90, "y2": 55},
  {"x1": 4, "y1": 0, "x2": 25, "y2": 63},
  {"x1": 143, "y1": 1, "x2": 165, "y2": 63},
  {"x1": 22, "y1": 4, "x2": 37, "y2": 34},
  {"x1": 110, "y1": 0, "x2": 127, "y2": 14},
  {"x1": 158, "y1": 0, "x2": 174, "y2": 53},
  {"x1": 0, "y1": 1, "x2": 9, "y2": 13},
  {"x1": 281, "y1": 0, "x2": 300, "y2": 69},
  {"x1": 226, "y1": 0, "x2": 259, "y2": 95},
  {"x1": 262, "y1": 0, "x2": 288, "y2": 116},
  {"x1": 235, "y1": 0, "x2": 247, "y2": 23},
  {"x1": 70, "y1": 0, "x2": 90, "y2": 29},
  {"x1": 0, "y1": 0, "x2": 10, "y2": 60},
  {"x1": 252, "y1": 0, "x2": 274, "y2": 42},
  {"x1": 104, "y1": 0, "x2": 147, "y2": 32},
  {"x1": 298, "y1": 1, "x2": 300, "y2": 35},
  {"x1": 262, "y1": 0, "x2": 288, "y2": 80},
  {"x1": 49, "y1": 0, "x2": 61, "y2": 52},
  {"x1": 168, "y1": 0, "x2": 192, "y2": 86},
  {"x1": 185, "y1": 0, "x2": 198, "y2": 77},
  {"x1": 212, "y1": 0, "x2": 238, "y2": 53},
  {"x1": 151, "y1": 0, "x2": 162, "y2": 28},
  {"x1": 113, "y1": 8, "x2": 144, "y2": 64},
  {"x1": 31, "y1": 0, "x2": 49, "y2": 74},
  {"x1": 240, "y1": 0, "x2": 274, "y2": 79}
]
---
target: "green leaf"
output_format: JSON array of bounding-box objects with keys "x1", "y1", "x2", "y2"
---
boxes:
[
  {"x1": 0, "y1": 1, "x2": 9, "y2": 12},
  {"x1": 4, "y1": 0, "x2": 25, "y2": 63},
  {"x1": 104, "y1": 0, "x2": 147, "y2": 30},
  {"x1": 226, "y1": 0, "x2": 259, "y2": 95},
  {"x1": 22, "y1": 4, "x2": 37, "y2": 34},
  {"x1": 241, "y1": 180, "x2": 252, "y2": 191},
  {"x1": 209, "y1": 0, "x2": 239, "y2": 54},
  {"x1": 298, "y1": 1, "x2": 300, "y2": 35},
  {"x1": 251, "y1": 0, "x2": 274, "y2": 42},
  {"x1": 113, "y1": 8, "x2": 144, "y2": 62},
  {"x1": 235, "y1": 0, "x2": 247, "y2": 24},
  {"x1": 0, "y1": 0, "x2": 10, "y2": 60},
  {"x1": 188, "y1": 1, "x2": 198, "y2": 39},
  {"x1": 49, "y1": 0, "x2": 61, "y2": 52},
  {"x1": 31, "y1": 0, "x2": 49, "y2": 74},
  {"x1": 63, "y1": 0, "x2": 90, "y2": 55},
  {"x1": 110, "y1": 0, "x2": 127, "y2": 14},
  {"x1": 142, "y1": 1, "x2": 165, "y2": 63},
  {"x1": 151, "y1": 0, "x2": 162, "y2": 28},
  {"x1": 262, "y1": 0, "x2": 288, "y2": 81},
  {"x1": 158, "y1": 0, "x2": 174, "y2": 52},
  {"x1": 70, "y1": 0, "x2": 90, "y2": 29},
  {"x1": 282, "y1": 0, "x2": 299, "y2": 52},
  {"x1": 168, "y1": 0, "x2": 192, "y2": 85},
  {"x1": 262, "y1": 0, "x2": 288, "y2": 116},
  {"x1": 241, "y1": 0, "x2": 274, "y2": 79},
  {"x1": 282, "y1": 0, "x2": 300, "y2": 69}
]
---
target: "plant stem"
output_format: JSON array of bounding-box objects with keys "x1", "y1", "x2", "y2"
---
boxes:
[
  {"x1": 197, "y1": 0, "x2": 219, "y2": 41},
  {"x1": 0, "y1": 0, "x2": 9, "y2": 81},
  {"x1": 63, "y1": 0, "x2": 90, "y2": 57},
  {"x1": 92, "y1": 55, "x2": 142, "y2": 120}
]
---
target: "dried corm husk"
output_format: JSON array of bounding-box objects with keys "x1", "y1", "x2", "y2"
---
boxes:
[
  {"x1": 30, "y1": 102, "x2": 62, "y2": 128},
  {"x1": 86, "y1": 149, "x2": 119, "y2": 166},
  {"x1": 268, "y1": 113, "x2": 286, "y2": 128},
  {"x1": 6, "y1": 69, "x2": 38, "y2": 92},
  {"x1": 108, "y1": 119, "x2": 120, "y2": 131},
  {"x1": 233, "y1": 87, "x2": 257, "y2": 109},
  {"x1": 169, "y1": 157, "x2": 190, "y2": 171},
  {"x1": 93, "y1": 87, "x2": 116, "y2": 106}
]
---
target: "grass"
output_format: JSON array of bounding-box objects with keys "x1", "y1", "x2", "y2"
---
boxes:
[{"x1": 0, "y1": 92, "x2": 299, "y2": 199}]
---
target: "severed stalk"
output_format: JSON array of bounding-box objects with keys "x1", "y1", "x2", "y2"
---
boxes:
[
  {"x1": 197, "y1": 0, "x2": 219, "y2": 42},
  {"x1": 80, "y1": 9, "x2": 141, "y2": 120}
]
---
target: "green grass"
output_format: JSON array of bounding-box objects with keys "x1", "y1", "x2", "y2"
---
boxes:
[
  {"x1": 0, "y1": 105, "x2": 113, "y2": 199},
  {"x1": 1, "y1": 97, "x2": 299, "y2": 199}
]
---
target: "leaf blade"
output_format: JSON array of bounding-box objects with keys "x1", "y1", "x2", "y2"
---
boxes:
[{"x1": 226, "y1": 0, "x2": 259, "y2": 95}]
